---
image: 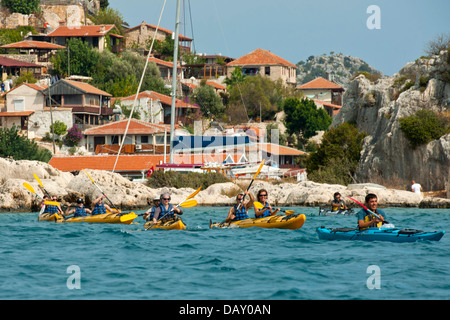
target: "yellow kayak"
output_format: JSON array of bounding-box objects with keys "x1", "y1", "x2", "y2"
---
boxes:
[
  {"x1": 144, "y1": 216, "x2": 186, "y2": 230},
  {"x1": 38, "y1": 212, "x2": 63, "y2": 222},
  {"x1": 57, "y1": 212, "x2": 137, "y2": 224},
  {"x1": 210, "y1": 214, "x2": 306, "y2": 230}
]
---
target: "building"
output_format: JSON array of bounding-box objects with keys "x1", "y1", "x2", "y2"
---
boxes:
[
  {"x1": 82, "y1": 118, "x2": 171, "y2": 154},
  {"x1": 0, "y1": 56, "x2": 43, "y2": 80},
  {"x1": 46, "y1": 25, "x2": 123, "y2": 53},
  {"x1": 184, "y1": 54, "x2": 234, "y2": 80},
  {"x1": 296, "y1": 77, "x2": 345, "y2": 117},
  {"x1": 113, "y1": 90, "x2": 199, "y2": 125},
  {"x1": 42, "y1": 79, "x2": 114, "y2": 129},
  {"x1": 227, "y1": 48, "x2": 297, "y2": 86},
  {"x1": 125, "y1": 21, "x2": 192, "y2": 53},
  {"x1": 0, "y1": 40, "x2": 66, "y2": 68}
]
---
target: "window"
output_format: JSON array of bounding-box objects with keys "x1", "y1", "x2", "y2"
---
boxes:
[
  {"x1": 265, "y1": 67, "x2": 270, "y2": 76},
  {"x1": 13, "y1": 98, "x2": 25, "y2": 111},
  {"x1": 111, "y1": 135, "x2": 119, "y2": 145},
  {"x1": 141, "y1": 136, "x2": 149, "y2": 144}
]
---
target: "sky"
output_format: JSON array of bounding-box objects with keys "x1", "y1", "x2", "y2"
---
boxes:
[{"x1": 108, "y1": 0, "x2": 450, "y2": 76}]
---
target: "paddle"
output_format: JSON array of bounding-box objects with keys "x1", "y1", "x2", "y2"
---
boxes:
[
  {"x1": 33, "y1": 173, "x2": 51, "y2": 198},
  {"x1": 23, "y1": 182, "x2": 61, "y2": 206},
  {"x1": 83, "y1": 170, "x2": 120, "y2": 213},
  {"x1": 253, "y1": 201, "x2": 295, "y2": 215},
  {"x1": 237, "y1": 160, "x2": 265, "y2": 210},
  {"x1": 138, "y1": 199, "x2": 198, "y2": 217},
  {"x1": 347, "y1": 196, "x2": 388, "y2": 224}
]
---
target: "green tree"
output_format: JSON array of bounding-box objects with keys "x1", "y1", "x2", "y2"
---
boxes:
[
  {"x1": 0, "y1": 125, "x2": 52, "y2": 162},
  {"x1": 2, "y1": 0, "x2": 40, "y2": 15},
  {"x1": 50, "y1": 121, "x2": 67, "y2": 137},
  {"x1": 51, "y1": 38, "x2": 100, "y2": 78},
  {"x1": 224, "y1": 67, "x2": 246, "y2": 89},
  {"x1": 192, "y1": 81, "x2": 225, "y2": 118},
  {"x1": 305, "y1": 122, "x2": 367, "y2": 185},
  {"x1": 283, "y1": 97, "x2": 332, "y2": 145},
  {"x1": 228, "y1": 75, "x2": 290, "y2": 121},
  {"x1": 89, "y1": 7, "x2": 127, "y2": 35}
]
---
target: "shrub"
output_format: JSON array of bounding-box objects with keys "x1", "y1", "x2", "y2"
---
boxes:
[
  {"x1": 64, "y1": 125, "x2": 83, "y2": 147},
  {"x1": 399, "y1": 110, "x2": 449, "y2": 148},
  {"x1": 147, "y1": 170, "x2": 230, "y2": 189},
  {"x1": 2, "y1": 0, "x2": 40, "y2": 15}
]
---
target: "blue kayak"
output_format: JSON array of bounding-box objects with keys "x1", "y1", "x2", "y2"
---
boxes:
[{"x1": 316, "y1": 226, "x2": 445, "y2": 242}]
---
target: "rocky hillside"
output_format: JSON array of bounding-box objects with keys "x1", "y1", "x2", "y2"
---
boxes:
[
  {"x1": 296, "y1": 52, "x2": 382, "y2": 89},
  {"x1": 332, "y1": 49, "x2": 450, "y2": 192}
]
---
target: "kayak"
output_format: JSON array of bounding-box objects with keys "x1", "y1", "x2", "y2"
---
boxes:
[
  {"x1": 316, "y1": 226, "x2": 445, "y2": 242},
  {"x1": 318, "y1": 208, "x2": 355, "y2": 216},
  {"x1": 144, "y1": 216, "x2": 186, "y2": 230},
  {"x1": 210, "y1": 214, "x2": 306, "y2": 230},
  {"x1": 38, "y1": 212, "x2": 63, "y2": 222},
  {"x1": 57, "y1": 212, "x2": 137, "y2": 224}
]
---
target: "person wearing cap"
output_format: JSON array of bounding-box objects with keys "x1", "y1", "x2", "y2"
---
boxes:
[
  {"x1": 143, "y1": 196, "x2": 161, "y2": 221},
  {"x1": 91, "y1": 194, "x2": 118, "y2": 215},
  {"x1": 150, "y1": 192, "x2": 183, "y2": 224},
  {"x1": 225, "y1": 190, "x2": 254, "y2": 223},
  {"x1": 65, "y1": 198, "x2": 92, "y2": 217}
]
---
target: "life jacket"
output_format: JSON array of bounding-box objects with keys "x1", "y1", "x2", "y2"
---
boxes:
[
  {"x1": 361, "y1": 211, "x2": 383, "y2": 229},
  {"x1": 74, "y1": 206, "x2": 87, "y2": 217},
  {"x1": 332, "y1": 200, "x2": 345, "y2": 211},
  {"x1": 158, "y1": 203, "x2": 174, "y2": 219},
  {"x1": 256, "y1": 201, "x2": 271, "y2": 218},
  {"x1": 92, "y1": 202, "x2": 107, "y2": 215},
  {"x1": 43, "y1": 204, "x2": 58, "y2": 214},
  {"x1": 148, "y1": 206, "x2": 158, "y2": 220},
  {"x1": 233, "y1": 204, "x2": 249, "y2": 221}
]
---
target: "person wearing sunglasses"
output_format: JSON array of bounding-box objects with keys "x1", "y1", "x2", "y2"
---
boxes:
[
  {"x1": 254, "y1": 189, "x2": 280, "y2": 218},
  {"x1": 150, "y1": 192, "x2": 183, "y2": 224},
  {"x1": 225, "y1": 190, "x2": 254, "y2": 223}
]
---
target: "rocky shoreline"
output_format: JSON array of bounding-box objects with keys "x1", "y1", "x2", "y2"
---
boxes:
[{"x1": 1, "y1": 158, "x2": 449, "y2": 213}]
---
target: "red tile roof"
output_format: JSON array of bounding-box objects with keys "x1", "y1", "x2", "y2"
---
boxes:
[
  {"x1": 0, "y1": 111, "x2": 34, "y2": 117},
  {"x1": 297, "y1": 77, "x2": 344, "y2": 90},
  {"x1": 84, "y1": 118, "x2": 170, "y2": 135},
  {"x1": 0, "y1": 40, "x2": 66, "y2": 50},
  {"x1": 313, "y1": 99, "x2": 342, "y2": 109},
  {"x1": 47, "y1": 25, "x2": 117, "y2": 37},
  {"x1": 64, "y1": 80, "x2": 112, "y2": 97},
  {"x1": 0, "y1": 56, "x2": 43, "y2": 68},
  {"x1": 227, "y1": 48, "x2": 296, "y2": 68}
]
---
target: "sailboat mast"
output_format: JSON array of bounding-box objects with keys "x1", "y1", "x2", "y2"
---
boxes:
[{"x1": 169, "y1": 0, "x2": 181, "y2": 163}]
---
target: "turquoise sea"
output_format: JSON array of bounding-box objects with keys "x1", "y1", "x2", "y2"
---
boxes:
[{"x1": 0, "y1": 207, "x2": 448, "y2": 300}]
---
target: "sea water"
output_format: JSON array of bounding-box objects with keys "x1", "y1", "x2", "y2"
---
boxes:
[{"x1": 0, "y1": 207, "x2": 448, "y2": 300}]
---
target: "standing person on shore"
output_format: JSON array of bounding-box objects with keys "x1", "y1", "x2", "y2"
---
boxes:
[
  {"x1": 411, "y1": 180, "x2": 423, "y2": 196},
  {"x1": 357, "y1": 193, "x2": 387, "y2": 230},
  {"x1": 254, "y1": 189, "x2": 280, "y2": 218},
  {"x1": 225, "y1": 190, "x2": 254, "y2": 223}
]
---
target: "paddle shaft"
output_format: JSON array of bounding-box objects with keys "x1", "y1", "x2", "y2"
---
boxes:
[
  {"x1": 237, "y1": 160, "x2": 265, "y2": 210},
  {"x1": 83, "y1": 170, "x2": 120, "y2": 212},
  {"x1": 347, "y1": 196, "x2": 388, "y2": 223}
]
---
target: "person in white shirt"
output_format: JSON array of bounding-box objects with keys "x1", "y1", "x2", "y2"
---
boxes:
[{"x1": 411, "y1": 180, "x2": 423, "y2": 195}]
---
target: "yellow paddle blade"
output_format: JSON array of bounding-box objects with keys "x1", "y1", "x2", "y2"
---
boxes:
[
  {"x1": 23, "y1": 182, "x2": 36, "y2": 194},
  {"x1": 253, "y1": 201, "x2": 264, "y2": 209},
  {"x1": 180, "y1": 199, "x2": 197, "y2": 208},
  {"x1": 186, "y1": 187, "x2": 202, "y2": 200},
  {"x1": 44, "y1": 201, "x2": 60, "y2": 206},
  {"x1": 253, "y1": 159, "x2": 265, "y2": 180},
  {"x1": 285, "y1": 210, "x2": 295, "y2": 215},
  {"x1": 33, "y1": 173, "x2": 44, "y2": 188},
  {"x1": 120, "y1": 212, "x2": 137, "y2": 223}
]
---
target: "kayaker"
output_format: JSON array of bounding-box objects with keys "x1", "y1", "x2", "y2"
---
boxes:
[
  {"x1": 41, "y1": 196, "x2": 63, "y2": 216},
  {"x1": 225, "y1": 190, "x2": 254, "y2": 223},
  {"x1": 254, "y1": 189, "x2": 280, "y2": 218},
  {"x1": 150, "y1": 192, "x2": 183, "y2": 224},
  {"x1": 65, "y1": 198, "x2": 92, "y2": 217},
  {"x1": 331, "y1": 192, "x2": 348, "y2": 211},
  {"x1": 143, "y1": 196, "x2": 161, "y2": 221},
  {"x1": 357, "y1": 193, "x2": 387, "y2": 230},
  {"x1": 91, "y1": 194, "x2": 118, "y2": 215}
]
